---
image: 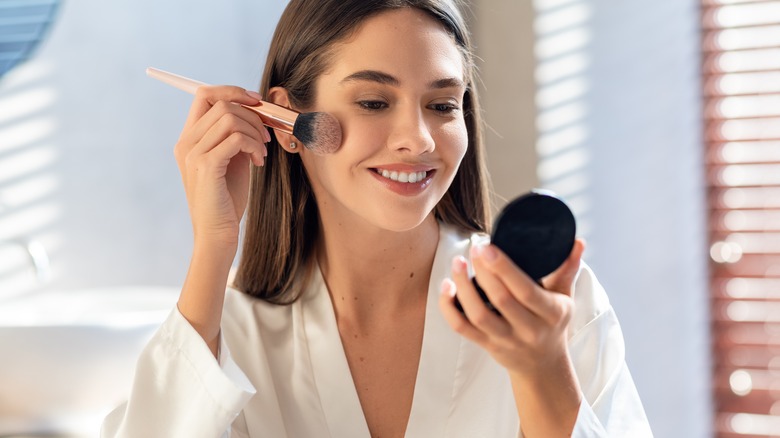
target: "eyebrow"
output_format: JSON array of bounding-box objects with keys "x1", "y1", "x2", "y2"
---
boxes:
[
  {"x1": 341, "y1": 70, "x2": 399, "y2": 86},
  {"x1": 429, "y1": 77, "x2": 465, "y2": 89},
  {"x1": 340, "y1": 69, "x2": 465, "y2": 89}
]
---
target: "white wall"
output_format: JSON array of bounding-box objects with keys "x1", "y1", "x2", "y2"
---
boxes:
[
  {"x1": 474, "y1": 0, "x2": 712, "y2": 437},
  {"x1": 580, "y1": 3, "x2": 712, "y2": 436},
  {"x1": 470, "y1": 1, "x2": 540, "y2": 208},
  {"x1": 0, "y1": 0, "x2": 286, "y2": 296}
]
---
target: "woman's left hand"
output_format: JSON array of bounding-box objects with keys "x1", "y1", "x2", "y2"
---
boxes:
[{"x1": 439, "y1": 239, "x2": 585, "y2": 377}]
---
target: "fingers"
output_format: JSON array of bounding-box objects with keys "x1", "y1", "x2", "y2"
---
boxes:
[
  {"x1": 184, "y1": 85, "x2": 262, "y2": 129},
  {"x1": 179, "y1": 85, "x2": 271, "y2": 152},
  {"x1": 187, "y1": 100, "x2": 271, "y2": 149},
  {"x1": 439, "y1": 278, "x2": 489, "y2": 345},
  {"x1": 447, "y1": 256, "x2": 511, "y2": 338},
  {"x1": 541, "y1": 238, "x2": 586, "y2": 297},
  {"x1": 469, "y1": 245, "x2": 540, "y2": 330},
  {"x1": 439, "y1": 252, "x2": 546, "y2": 350},
  {"x1": 191, "y1": 107, "x2": 268, "y2": 166},
  {"x1": 470, "y1": 244, "x2": 557, "y2": 319},
  {"x1": 468, "y1": 241, "x2": 583, "y2": 324},
  {"x1": 175, "y1": 86, "x2": 272, "y2": 173},
  {"x1": 440, "y1": 242, "x2": 580, "y2": 376}
]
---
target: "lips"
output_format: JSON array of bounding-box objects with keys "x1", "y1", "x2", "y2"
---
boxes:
[
  {"x1": 374, "y1": 168, "x2": 428, "y2": 183},
  {"x1": 369, "y1": 166, "x2": 436, "y2": 196}
]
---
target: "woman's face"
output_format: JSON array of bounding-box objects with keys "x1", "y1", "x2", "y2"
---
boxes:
[{"x1": 299, "y1": 7, "x2": 468, "y2": 233}]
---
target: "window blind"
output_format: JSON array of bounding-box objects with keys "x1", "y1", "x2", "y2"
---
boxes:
[
  {"x1": 0, "y1": 0, "x2": 61, "y2": 77},
  {"x1": 704, "y1": 0, "x2": 780, "y2": 436}
]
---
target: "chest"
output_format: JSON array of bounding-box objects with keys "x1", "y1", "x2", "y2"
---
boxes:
[
  {"x1": 339, "y1": 312, "x2": 426, "y2": 438},
  {"x1": 228, "y1": 247, "x2": 521, "y2": 437},
  {"x1": 231, "y1": 298, "x2": 519, "y2": 438}
]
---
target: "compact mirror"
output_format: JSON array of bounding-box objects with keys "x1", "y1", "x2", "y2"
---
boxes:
[{"x1": 455, "y1": 190, "x2": 576, "y2": 315}]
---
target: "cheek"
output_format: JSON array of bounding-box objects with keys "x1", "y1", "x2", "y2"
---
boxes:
[
  {"x1": 342, "y1": 119, "x2": 380, "y2": 149},
  {"x1": 437, "y1": 120, "x2": 469, "y2": 162},
  {"x1": 330, "y1": 111, "x2": 386, "y2": 154}
]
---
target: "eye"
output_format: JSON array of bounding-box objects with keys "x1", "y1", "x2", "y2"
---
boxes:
[
  {"x1": 429, "y1": 102, "x2": 460, "y2": 115},
  {"x1": 356, "y1": 100, "x2": 389, "y2": 111}
]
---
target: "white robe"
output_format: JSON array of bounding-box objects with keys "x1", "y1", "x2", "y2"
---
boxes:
[{"x1": 102, "y1": 224, "x2": 652, "y2": 437}]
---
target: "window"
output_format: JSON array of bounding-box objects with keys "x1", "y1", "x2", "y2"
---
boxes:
[{"x1": 704, "y1": 0, "x2": 780, "y2": 436}]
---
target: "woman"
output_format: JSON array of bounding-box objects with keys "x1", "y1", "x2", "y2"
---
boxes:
[{"x1": 103, "y1": 0, "x2": 652, "y2": 436}]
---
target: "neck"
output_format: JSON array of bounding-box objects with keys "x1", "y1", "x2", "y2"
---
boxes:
[{"x1": 317, "y1": 214, "x2": 440, "y2": 327}]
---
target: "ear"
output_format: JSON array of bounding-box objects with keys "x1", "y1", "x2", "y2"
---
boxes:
[{"x1": 267, "y1": 87, "x2": 301, "y2": 154}]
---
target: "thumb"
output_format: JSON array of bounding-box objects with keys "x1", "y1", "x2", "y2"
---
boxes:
[{"x1": 541, "y1": 238, "x2": 585, "y2": 297}]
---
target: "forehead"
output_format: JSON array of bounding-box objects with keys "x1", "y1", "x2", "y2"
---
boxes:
[{"x1": 324, "y1": 7, "x2": 465, "y2": 83}]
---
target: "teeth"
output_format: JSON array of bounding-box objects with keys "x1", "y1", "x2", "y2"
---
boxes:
[{"x1": 377, "y1": 169, "x2": 427, "y2": 183}]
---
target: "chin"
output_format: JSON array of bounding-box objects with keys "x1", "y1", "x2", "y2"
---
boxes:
[{"x1": 368, "y1": 209, "x2": 436, "y2": 234}]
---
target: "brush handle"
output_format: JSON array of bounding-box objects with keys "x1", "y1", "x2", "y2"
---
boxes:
[
  {"x1": 146, "y1": 67, "x2": 205, "y2": 94},
  {"x1": 146, "y1": 67, "x2": 298, "y2": 135}
]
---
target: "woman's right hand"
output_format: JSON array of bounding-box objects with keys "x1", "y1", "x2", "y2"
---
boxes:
[
  {"x1": 174, "y1": 85, "x2": 271, "y2": 251},
  {"x1": 174, "y1": 86, "x2": 271, "y2": 356}
]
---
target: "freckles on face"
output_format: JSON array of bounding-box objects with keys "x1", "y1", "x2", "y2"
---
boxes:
[{"x1": 298, "y1": 7, "x2": 470, "y2": 230}]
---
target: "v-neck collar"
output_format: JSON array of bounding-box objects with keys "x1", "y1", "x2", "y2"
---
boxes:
[
  {"x1": 301, "y1": 224, "x2": 470, "y2": 438},
  {"x1": 301, "y1": 265, "x2": 370, "y2": 438},
  {"x1": 404, "y1": 224, "x2": 470, "y2": 436}
]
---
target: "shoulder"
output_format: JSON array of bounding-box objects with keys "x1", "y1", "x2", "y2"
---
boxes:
[
  {"x1": 222, "y1": 286, "x2": 296, "y2": 340},
  {"x1": 224, "y1": 285, "x2": 277, "y2": 314},
  {"x1": 569, "y1": 262, "x2": 614, "y2": 339}
]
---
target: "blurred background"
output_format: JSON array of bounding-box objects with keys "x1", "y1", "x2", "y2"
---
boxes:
[{"x1": 0, "y1": 0, "x2": 777, "y2": 436}]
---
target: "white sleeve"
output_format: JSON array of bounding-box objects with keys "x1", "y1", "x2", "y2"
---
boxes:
[
  {"x1": 567, "y1": 265, "x2": 654, "y2": 438},
  {"x1": 101, "y1": 307, "x2": 256, "y2": 438}
]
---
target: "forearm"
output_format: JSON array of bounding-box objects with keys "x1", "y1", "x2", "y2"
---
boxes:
[
  {"x1": 510, "y1": 353, "x2": 582, "y2": 438},
  {"x1": 177, "y1": 241, "x2": 237, "y2": 357}
]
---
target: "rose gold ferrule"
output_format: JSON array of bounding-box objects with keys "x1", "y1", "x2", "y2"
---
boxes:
[{"x1": 243, "y1": 101, "x2": 298, "y2": 135}]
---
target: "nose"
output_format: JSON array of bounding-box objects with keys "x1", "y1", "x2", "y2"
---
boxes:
[{"x1": 387, "y1": 106, "x2": 436, "y2": 155}]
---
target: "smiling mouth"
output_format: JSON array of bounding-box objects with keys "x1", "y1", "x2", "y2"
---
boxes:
[{"x1": 373, "y1": 168, "x2": 431, "y2": 183}]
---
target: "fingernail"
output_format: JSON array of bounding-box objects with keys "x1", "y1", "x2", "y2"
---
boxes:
[
  {"x1": 264, "y1": 128, "x2": 272, "y2": 143},
  {"x1": 246, "y1": 90, "x2": 263, "y2": 101},
  {"x1": 471, "y1": 244, "x2": 497, "y2": 263},
  {"x1": 440, "y1": 279, "x2": 456, "y2": 297},
  {"x1": 482, "y1": 245, "x2": 497, "y2": 262},
  {"x1": 469, "y1": 244, "x2": 481, "y2": 259},
  {"x1": 262, "y1": 145, "x2": 268, "y2": 157},
  {"x1": 452, "y1": 256, "x2": 467, "y2": 274}
]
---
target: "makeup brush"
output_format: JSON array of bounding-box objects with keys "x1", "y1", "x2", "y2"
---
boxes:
[{"x1": 146, "y1": 67, "x2": 342, "y2": 154}]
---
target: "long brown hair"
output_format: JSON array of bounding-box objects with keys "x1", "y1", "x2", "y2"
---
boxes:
[{"x1": 234, "y1": 0, "x2": 491, "y2": 304}]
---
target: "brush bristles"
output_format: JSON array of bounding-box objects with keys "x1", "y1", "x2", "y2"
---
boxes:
[{"x1": 293, "y1": 112, "x2": 342, "y2": 154}]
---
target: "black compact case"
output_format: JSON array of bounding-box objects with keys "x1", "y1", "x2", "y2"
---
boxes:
[{"x1": 454, "y1": 191, "x2": 577, "y2": 315}]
